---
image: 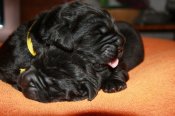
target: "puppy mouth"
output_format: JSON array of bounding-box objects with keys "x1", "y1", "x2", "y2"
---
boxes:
[
  {"x1": 107, "y1": 47, "x2": 123, "y2": 68},
  {"x1": 108, "y1": 58, "x2": 119, "y2": 68}
]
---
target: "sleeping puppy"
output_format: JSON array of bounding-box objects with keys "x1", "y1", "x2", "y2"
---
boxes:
[{"x1": 0, "y1": 1, "x2": 144, "y2": 102}]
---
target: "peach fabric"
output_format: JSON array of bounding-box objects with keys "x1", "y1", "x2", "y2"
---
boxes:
[{"x1": 0, "y1": 37, "x2": 175, "y2": 116}]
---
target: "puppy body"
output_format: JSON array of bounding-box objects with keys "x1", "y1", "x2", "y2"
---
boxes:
[{"x1": 0, "y1": 2, "x2": 144, "y2": 102}]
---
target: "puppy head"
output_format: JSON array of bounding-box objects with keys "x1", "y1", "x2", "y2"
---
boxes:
[
  {"x1": 18, "y1": 48, "x2": 101, "y2": 102},
  {"x1": 32, "y1": 1, "x2": 125, "y2": 67}
]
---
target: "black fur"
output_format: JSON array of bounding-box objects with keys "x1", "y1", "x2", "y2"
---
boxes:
[{"x1": 0, "y1": 1, "x2": 144, "y2": 102}]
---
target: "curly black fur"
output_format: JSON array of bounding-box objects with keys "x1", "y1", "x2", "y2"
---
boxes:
[{"x1": 0, "y1": 1, "x2": 144, "y2": 102}]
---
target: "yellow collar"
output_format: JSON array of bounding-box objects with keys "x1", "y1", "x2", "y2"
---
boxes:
[
  {"x1": 26, "y1": 20, "x2": 37, "y2": 56},
  {"x1": 26, "y1": 32, "x2": 36, "y2": 56},
  {"x1": 20, "y1": 21, "x2": 37, "y2": 74},
  {"x1": 20, "y1": 68, "x2": 26, "y2": 74}
]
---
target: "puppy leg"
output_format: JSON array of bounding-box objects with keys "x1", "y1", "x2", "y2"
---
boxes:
[{"x1": 102, "y1": 62, "x2": 129, "y2": 93}]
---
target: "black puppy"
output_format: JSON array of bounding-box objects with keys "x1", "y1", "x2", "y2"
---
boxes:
[{"x1": 0, "y1": 1, "x2": 144, "y2": 102}]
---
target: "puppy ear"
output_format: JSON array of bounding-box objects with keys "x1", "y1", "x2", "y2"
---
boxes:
[
  {"x1": 45, "y1": 28, "x2": 74, "y2": 51},
  {"x1": 116, "y1": 21, "x2": 144, "y2": 70},
  {"x1": 32, "y1": 5, "x2": 75, "y2": 51}
]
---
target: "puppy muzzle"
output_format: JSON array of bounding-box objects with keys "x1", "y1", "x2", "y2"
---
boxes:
[{"x1": 18, "y1": 66, "x2": 99, "y2": 102}]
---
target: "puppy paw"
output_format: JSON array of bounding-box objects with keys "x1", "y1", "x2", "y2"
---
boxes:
[{"x1": 102, "y1": 80, "x2": 127, "y2": 93}]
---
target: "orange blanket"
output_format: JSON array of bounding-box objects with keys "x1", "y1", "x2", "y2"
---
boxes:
[{"x1": 0, "y1": 37, "x2": 175, "y2": 116}]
